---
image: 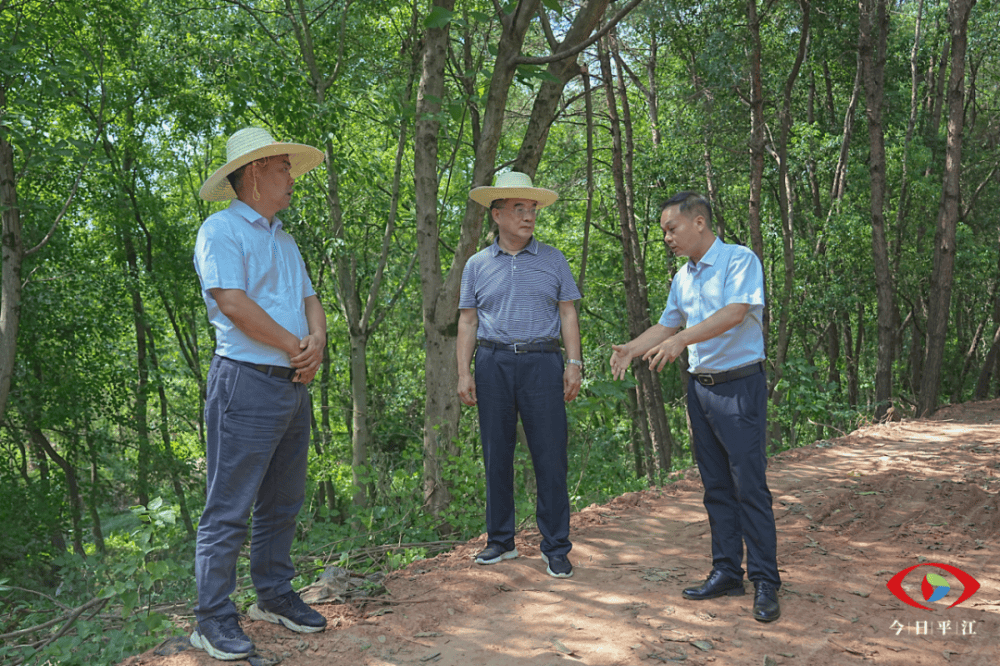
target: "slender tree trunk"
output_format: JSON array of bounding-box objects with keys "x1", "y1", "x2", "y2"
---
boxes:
[
  {"x1": 918, "y1": 0, "x2": 976, "y2": 416},
  {"x1": 952, "y1": 284, "x2": 995, "y2": 403},
  {"x1": 123, "y1": 234, "x2": 152, "y2": 507},
  {"x1": 746, "y1": 0, "x2": 766, "y2": 267},
  {"x1": 860, "y1": 0, "x2": 895, "y2": 421},
  {"x1": 414, "y1": 0, "x2": 462, "y2": 522},
  {"x1": 895, "y1": 0, "x2": 926, "y2": 269},
  {"x1": 974, "y1": 325, "x2": 1000, "y2": 400},
  {"x1": 767, "y1": 0, "x2": 810, "y2": 446},
  {"x1": 614, "y1": 34, "x2": 673, "y2": 475},
  {"x1": 843, "y1": 308, "x2": 860, "y2": 407},
  {"x1": 578, "y1": 64, "x2": 595, "y2": 296},
  {"x1": 147, "y1": 329, "x2": 196, "y2": 536},
  {"x1": 31, "y1": 427, "x2": 85, "y2": 556},
  {"x1": 84, "y1": 421, "x2": 106, "y2": 555},
  {"x1": 600, "y1": 33, "x2": 673, "y2": 481},
  {"x1": 0, "y1": 101, "x2": 22, "y2": 425}
]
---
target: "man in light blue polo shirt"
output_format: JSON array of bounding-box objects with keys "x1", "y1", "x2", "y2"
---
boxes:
[
  {"x1": 610, "y1": 191, "x2": 780, "y2": 623},
  {"x1": 190, "y1": 127, "x2": 329, "y2": 660},
  {"x1": 458, "y1": 172, "x2": 583, "y2": 579}
]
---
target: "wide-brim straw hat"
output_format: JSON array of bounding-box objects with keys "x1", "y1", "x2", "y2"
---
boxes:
[
  {"x1": 199, "y1": 127, "x2": 325, "y2": 201},
  {"x1": 469, "y1": 171, "x2": 558, "y2": 208}
]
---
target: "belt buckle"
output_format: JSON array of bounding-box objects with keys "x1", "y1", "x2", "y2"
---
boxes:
[
  {"x1": 513, "y1": 343, "x2": 526, "y2": 354},
  {"x1": 697, "y1": 374, "x2": 715, "y2": 386}
]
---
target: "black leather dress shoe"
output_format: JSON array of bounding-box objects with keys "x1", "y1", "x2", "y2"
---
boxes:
[
  {"x1": 753, "y1": 581, "x2": 781, "y2": 622},
  {"x1": 682, "y1": 569, "x2": 745, "y2": 600}
]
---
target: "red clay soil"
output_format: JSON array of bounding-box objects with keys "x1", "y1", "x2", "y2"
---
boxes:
[{"x1": 124, "y1": 400, "x2": 1000, "y2": 666}]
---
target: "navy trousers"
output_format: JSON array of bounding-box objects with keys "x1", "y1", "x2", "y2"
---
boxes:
[
  {"x1": 474, "y1": 347, "x2": 572, "y2": 557},
  {"x1": 194, "y1": 355, "x2": 312, "y2": 621},
  {"x1": 687, "y1": 370, "x2": 780, "y2": 586}
]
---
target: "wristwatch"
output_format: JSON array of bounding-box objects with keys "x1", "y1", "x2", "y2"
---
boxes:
[{"x1": 567, "y1": 359, "x2": 583, "y2": 369}]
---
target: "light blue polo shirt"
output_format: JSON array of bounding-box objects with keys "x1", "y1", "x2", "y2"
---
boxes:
[
  {"x1": 194, "y1": 200, "x2": 315, "y2": 367},
  {"x1": 459, "y1": 237, "x2": 582, "y2": 344},
  {"x1": 658, "y1": 238, "x2": 765, "y2": 374}
]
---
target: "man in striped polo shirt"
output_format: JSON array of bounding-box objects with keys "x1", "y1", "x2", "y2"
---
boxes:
[{"x1": 457, "y1": 171, "x2": 583, "y2": 579}]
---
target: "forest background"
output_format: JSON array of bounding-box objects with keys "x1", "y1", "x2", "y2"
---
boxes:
[{"x1": 1, "y1": 0, "x2": 997, "y2": 663}]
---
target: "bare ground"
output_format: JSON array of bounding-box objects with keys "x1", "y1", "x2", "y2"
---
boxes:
[{"x1": 126, "y1": 400, "x2": 1000, "y2": 666}]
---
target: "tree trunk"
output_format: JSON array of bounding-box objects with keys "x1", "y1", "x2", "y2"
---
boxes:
[
  {"x1": 123, "y1": 234, "x2": 152, "y2": 507},
  {"x1": 859, "y1": 0, "x2": 895, "y2": 421},
  {"x1": 147, "y1": 329, "x2": 196, "y2": 536},
  {"x1": 599, "y1": 33, "x2": 673, "y2": 481},
  {"x1": 31, "y1": 427, "x2": 86, "y2": 557},
  {"x1": 766, "y1": 0, "x2": 810, "y2": 447},
  {"x1": 918, "y1": 0, "x2": 976, "y2": 416},
  {"x1": 746, "y1": 0, "x2": 766, "y2": 268},
  {"x1": 84, "y1": 422, "x2": 106, "y2": 555},
  {"x1": 414, "y1": 0, "x2": 462, "y2": 522},
  {"x1": 0, "y1": 123, "x2": 21, "y2": 426}
]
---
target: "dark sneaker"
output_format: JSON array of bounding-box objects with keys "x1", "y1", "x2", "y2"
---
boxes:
[
  {"x1": 541, "y1": 552, "x2": 573, "y2": 578},
  {"x1": 189, "y1": 614, "x2": 254, "y2": 661},
  {"x1": 248, "y1": 590, "x2": 327, "y2": 634},
  {"x1": 474, "y1": 544, "x2": 519, "y2": 565}
]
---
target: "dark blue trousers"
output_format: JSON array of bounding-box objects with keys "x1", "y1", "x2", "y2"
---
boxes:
[
  {"x1": 194, "y1": 355, "x2": 312, "y2": 621},
  {"x1": 688, "y1": 370, "x2": 780, "y2": 586},
  {"x1": 474, "y1": 347, "x2": 572, "y2": 557}
]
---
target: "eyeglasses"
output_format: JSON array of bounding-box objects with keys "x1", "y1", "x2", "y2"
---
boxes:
[{"x1": 504, "y1": 206, "x2": 540, "y2": 218}]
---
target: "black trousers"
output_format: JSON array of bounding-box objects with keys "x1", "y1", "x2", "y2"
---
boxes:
[
  {"x1": 688, "y1": 370, "x2": 780, "y2": 585},
  {"x1": 474, "y1": 346, "x2": 572, "y2": 557}
]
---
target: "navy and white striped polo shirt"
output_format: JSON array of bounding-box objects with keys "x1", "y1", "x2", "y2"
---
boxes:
[{"x1": 459, "y1": 237, "x2": 582, "y2": 344}]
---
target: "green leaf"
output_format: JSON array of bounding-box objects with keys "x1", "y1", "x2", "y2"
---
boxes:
[
  {"x1": 424, "y1": 7, "x2": 454, "y2": 29},
  {"x1": 541, "y1": 0, "x2": 562, "y2": 14}
]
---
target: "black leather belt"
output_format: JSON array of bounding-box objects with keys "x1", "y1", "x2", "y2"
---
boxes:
[
  {"x1": 249, "y1": 364, "x2": 296, "y2": 380},
  {"x1": 694, "y1": 361, "x2": 763, "y2": 386},
  {"x1": 478, "y1": 339, "x2": 560, "y2": 353},
  {"x1": 226, "y1": 357, "x2": 296, "y2": 380}
]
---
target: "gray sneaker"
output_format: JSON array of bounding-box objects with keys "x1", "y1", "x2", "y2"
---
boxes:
[
  {"x1": 541, "y1": 552, "x2": 573, "y2": 578},
  {"x1": 190, "y1": 614, "x2": 254, "y2": 660},
  {"x1": 474, "y1": 544, "x2": 519, "y2": 565},
  {"x1": 248, "y1": 590, "x2": 327, "y2": 633}
]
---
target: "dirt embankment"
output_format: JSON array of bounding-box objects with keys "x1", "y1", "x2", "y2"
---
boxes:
[{"x1": 126, "y1": 400, "x2": 1000, "y2": 666}]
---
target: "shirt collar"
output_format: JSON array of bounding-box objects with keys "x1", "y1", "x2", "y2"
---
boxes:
[
  {"x1": 490, "y1": 236, "x2": 539, "y2": 257},
  {"x1": 228, "y1": 199, "x2": 283, "y2": 232},
  {"x1": 687, "y1": 236, "x2": 721, "y2": 272}
]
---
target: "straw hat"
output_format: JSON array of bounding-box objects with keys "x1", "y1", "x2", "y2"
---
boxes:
[
  {"x1": 199, "y1": 127, "x2": 325, "y2": 201},
  {"x1": 469, "y1": 171, "x2": 558, "y2": 208}
]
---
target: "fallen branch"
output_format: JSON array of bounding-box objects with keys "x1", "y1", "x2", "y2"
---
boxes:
[
  {"x1": 3, "y1": 597, "x2": 109, "y2": 666},
  {"x1": 0, "y1": 597, "x2": 105, "y2": 642}
]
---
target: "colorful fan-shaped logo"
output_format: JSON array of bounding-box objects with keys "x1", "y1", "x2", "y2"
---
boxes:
[
  {"x1": 921, "y1": 573, "x2": 950, "y2": 602},
  {"x1": 887, "y1": 563, "x2": 980, "y2": 611}
]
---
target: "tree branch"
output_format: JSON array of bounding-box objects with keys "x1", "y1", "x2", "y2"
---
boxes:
[{"x1": 514, "y1": 0, "x2": 645, "y2": 66}]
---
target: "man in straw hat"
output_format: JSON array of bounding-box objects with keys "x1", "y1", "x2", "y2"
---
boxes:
[
  {"x1": 191, "y1": 127, "x2": 329, "y2": 659},
  {"x1": 457, "y1": 171, "x2": 583, "y2": 578}
]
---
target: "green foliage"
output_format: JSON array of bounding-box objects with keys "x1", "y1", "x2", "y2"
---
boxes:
[
  {"x1": 772, "y1": 357, "x2": 865, "y2": 451},
  {"x1": 0, "y1": 499, "x2": 193, "y2": 666}
]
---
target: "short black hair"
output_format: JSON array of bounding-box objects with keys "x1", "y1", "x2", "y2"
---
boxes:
[{"x1": 661, "y1": 191, "x2": 712, "y2": 229}]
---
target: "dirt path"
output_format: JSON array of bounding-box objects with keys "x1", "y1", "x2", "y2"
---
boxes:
[{"x1": 128, "y1": 400, "x2": 1000, "y2": 666}]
